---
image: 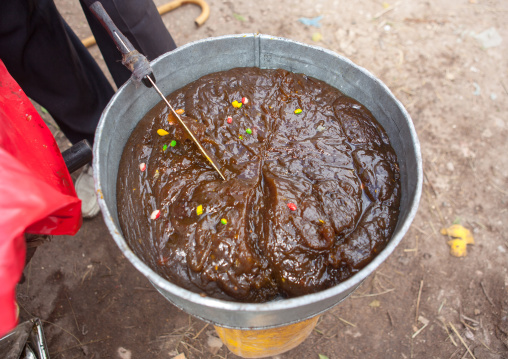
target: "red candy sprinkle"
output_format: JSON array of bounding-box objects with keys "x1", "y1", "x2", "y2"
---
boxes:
[
  {"x1": 139, "y1": 162, "x2": 146, "y2": 172},
  {"x1": 227, "y1": 116, "x2": 233, "y2": 124},
  {"x1": 242, "y1": 97, "x2": 249, "y2": 104},
  {"x1": 287, "y1": 203, "x2": 297, "y2": 211},
  {"x1": 157, "y1": 256, "x2": 170, "y2": 265},
  {"x1": 150, "y1": 209, "x2": 160, "y2": 220}
]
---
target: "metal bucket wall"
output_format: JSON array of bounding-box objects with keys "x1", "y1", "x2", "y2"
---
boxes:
[{"x1": 93, "y1": 34, "x2": 422, "y2": 329}]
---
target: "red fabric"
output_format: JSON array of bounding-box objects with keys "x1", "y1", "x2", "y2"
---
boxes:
[{"x1": 0, "y1": 60, "x2": 82, "y2": 336}]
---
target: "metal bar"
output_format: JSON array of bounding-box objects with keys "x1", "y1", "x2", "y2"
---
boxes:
[{"x1": 146, "y1": 76, "x2": 226, "y2": 181}]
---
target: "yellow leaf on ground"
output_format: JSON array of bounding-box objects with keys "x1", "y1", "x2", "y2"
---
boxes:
[
  {"x1": 447, "y1": 239, "x2": 468, "y2": 257},
  {"x1": 369, "y1": 299, "x2": 381, "y2": 308},
  {"x1": 312, "y1": 32, "x2": 323, "y2": 42},
  {"x1": 441, "y1": 224, "x2": 474, "y2": 257},
  {"x1": 440, "y1": 224, "x2": 474, "y2": 244}
]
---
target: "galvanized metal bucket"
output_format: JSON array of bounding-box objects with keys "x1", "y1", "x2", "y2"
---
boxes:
[{"x1": 93, "y1": 33, "x2": 422, "y2": 330}]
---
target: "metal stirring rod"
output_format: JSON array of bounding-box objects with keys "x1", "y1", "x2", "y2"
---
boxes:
[
  {"x1": 90, "y1": 1, "x2": 225, "y2": 181},
  {"x1": 145, "y1": 76, "x2": 226, "y2": 181}
]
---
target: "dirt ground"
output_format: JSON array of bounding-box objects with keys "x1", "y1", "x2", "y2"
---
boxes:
[{"x1": 15, "y1": 0, "x2": 508, "y2": 358}]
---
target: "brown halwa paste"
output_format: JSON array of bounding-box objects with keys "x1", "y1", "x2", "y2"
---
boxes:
[{"x1": 117, "y1": 67, "x2": 401, "y2": 303}]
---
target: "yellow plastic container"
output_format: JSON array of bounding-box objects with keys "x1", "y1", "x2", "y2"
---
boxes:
[{"x1": 214, "y1": 315, "x2": 320, "y2": 358}]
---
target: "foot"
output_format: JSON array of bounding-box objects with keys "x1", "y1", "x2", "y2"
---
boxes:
[{"x1": 75, "y1": 164, "x2": 100, "y2": 218}]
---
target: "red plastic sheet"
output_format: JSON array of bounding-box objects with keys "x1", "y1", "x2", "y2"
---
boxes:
[{"x1": 0, "y1": 60, "x2": 82, "y2": 336}]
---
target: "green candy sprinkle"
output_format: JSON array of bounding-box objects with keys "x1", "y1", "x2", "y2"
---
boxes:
[
  {"x1": 162, "y1": 144, "x2": 168, "y2": 151},
  {"x1": 239, "y1": 135, "x2": 244, "y2": 140},
  {"x1": 220, "y1": 218, "x2": 228, "y2": 225},
  {"x1": 170, "y1": 140, "x2": 177, "y2": 147},
  {"x1": 245, "y1": 128, "x2": 252, "y2": 134}
]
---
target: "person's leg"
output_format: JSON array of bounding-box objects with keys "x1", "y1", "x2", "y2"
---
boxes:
[
  {"x1": 0, "y1": 0, "x2": 115, "y2": 146},
  {"x1": 80, "y1": 0, "x2": 177, "y2": 88}
]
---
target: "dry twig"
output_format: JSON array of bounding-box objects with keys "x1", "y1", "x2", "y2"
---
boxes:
[
  {"x1": 438, "y1": 299, "x2": 446, "y2": 314},
  {"x1": 40, "y1": 319, "x2": 83, "y2": 352},
  {"x1": 338, "y1": 317, "x2": 357, "y2": 327},
  {"x1": 373, "y1": 1, "x2": 401, "y2": 19},
  {"x1": 479, "y1": 339, "x2": 493, "y2": 353},
  {"x1": 193, "y1": 323, "x2": 209, "y2": 340},
  {"x1": 134, "y1": 286, "x2": 157, "y2": 291},
  {"x1": 449, "y1": 322, "x2": 476, "y2": 359},
  {"x1": 66, "y1": 293, "x2": 80, "y2": 333},
  {"x1": 411, "y1": 224, "x2": 429, "y2": 236},
  {"x1": 351, "y1": 288, "x2": 395, "y2": 298},
  {"x1": 412, "y1": 316, "x2": 429, "y2": 339},
  {"x1": 439, "y1": 317, "x2": 457, "y2": 347},
  {"x1": 480, "y1": 281, "x2": 495, "y2": 307},
  {"x1": 460, "y1": 320, "x2": 477, "y2": 331},
  {"x1": 50, "y1": 338, "x2": 110, "y2": 356},
  {"x1": 415, "y1": 280, "x2": 424, "y2": 323},
  {"x1": 489, "y1": 180, "x2": 508, "y2": 195}
]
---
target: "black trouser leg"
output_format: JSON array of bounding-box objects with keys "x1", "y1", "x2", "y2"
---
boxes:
[
  {"x1": 0, "y1": 0, "x2": 114, "y2": 146},
  {"x1": 80, "y1": 0, "x2": 177, "y2": 88},
  {"x1": 0, "y1": 0, "x2": 177, "y2": 145}
]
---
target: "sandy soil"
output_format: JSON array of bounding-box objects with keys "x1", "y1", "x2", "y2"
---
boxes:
[{"x1": 15, "y1": 0, "x2": 508, "y2": 358}]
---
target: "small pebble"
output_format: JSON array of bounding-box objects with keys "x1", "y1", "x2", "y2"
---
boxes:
[
  {"x1": 294, "y1": 109, "x2": 302, "y2": 114},
  {"x1": 246, "y1": 128, "x2": 252, "y2": 134},
  {"x1": 227, "y1": 116, "x2": 233, "y2": 124},
  {"x1": 220, "y1": 218, "x2": 228, "y2": 225},
  {"x1": 287, "y1": 203, "x2": 297, "y2": 211},
  {"x1": 162, "y1": 144, "x2": 168, "y2": 151},
  {"x1": 170, "y1": 140, "x2": 177, "y2": 147},
  {"x1": 241, "y1": 97, "x2": 249, "y2": 105},
  {"x1": 196, "y1": 205, "x2": 204, "y2": 216},
  {"x1": 139, "y1": 163, "x2": 146, "y2": 171},
  {"x1": 232, "y1": 100, "x2": 242, "y2": 108},
  {"x1": 150, "y1": 210, "x2": 160, "y2": 220},
  {"x1": 175, "y1": 108, "x2": 185, "y2": 114},
  {"x1": 157, "y1": 129, "x2": 169, "y2": 136},
  {"x1": 473, "y1": 82, "x2": 481, "y2": 96}
]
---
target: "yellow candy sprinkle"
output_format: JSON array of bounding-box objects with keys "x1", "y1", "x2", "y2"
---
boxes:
[
  {"x1": 196, "y1": 205, "x2": 203, "y2": 216},
  {"x1": 294, "y1": 109, "x2": 303, "y2": 114},
  {"x1": 220, "y1": 218, "x2": 228, "y2": 225},
  {"x1": 232, "y1": 100, "x2": 242, "y2": 108},
  {"x1": 157, "y1": 129, "x2": 169, "y2": 136},
  {"x1": 175, "y1": 109, "x2": 184, "y2": 114}
]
